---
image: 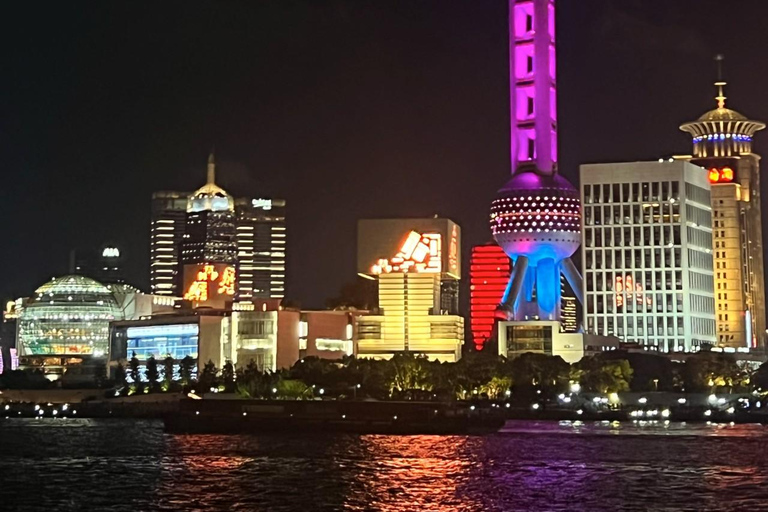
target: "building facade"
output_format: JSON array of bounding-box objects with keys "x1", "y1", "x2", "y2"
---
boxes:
[
  {"x1": 110, "y1": 302, "x2": 358, "y2": 374},
  {"x1": 469, "y1": 243, "x2": 511, "y2": 350},
  {"x1": 234, "y1": 198, "x2": 287, "y2": 300},
  {"x1": 356, "y1": 218, "x2": 463, "y2": 361},
  {"x1": 180, "y1": 155, "x2": 238, "y2": 307},
  {"x1": 679, "y1": 82, "x2": 766, "y2": 348},
  {"x1": 150, "y1": 191, "x2": 189, "y2": 296},
  {"x1": 580, "y1": 161, "x2": 717, "y2": 352}
]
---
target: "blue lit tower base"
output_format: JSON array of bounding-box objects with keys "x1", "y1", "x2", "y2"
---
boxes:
[{"x1": 490, "y1": 168, "x2": 583, "y2": 321}]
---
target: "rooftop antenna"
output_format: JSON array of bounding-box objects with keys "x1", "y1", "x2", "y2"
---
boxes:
[{"x1": 714, "y1": 54, "x2": 726, "y2": 108}]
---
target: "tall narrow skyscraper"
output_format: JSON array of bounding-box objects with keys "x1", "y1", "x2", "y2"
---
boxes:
[
  {"x1": 150, "y1": 191, "x2": 189, "y2": 296},
  {"x1": 680, "y1": 77, "x2": 766, "y2": 349},
  {"x1": 180, "y1": 154, "x2": 238, "y2": 306},
  {"x1": 234, "y1": 198, "x2": 287, "y2": 300}
]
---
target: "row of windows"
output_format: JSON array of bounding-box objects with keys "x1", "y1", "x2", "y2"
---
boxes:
[
  {"x1": 684, "y1": 182, "x2": 712, "y2": 206},
  {"x1": 585, "y1": 315, "x2": 715, "y2": 338},
  {"x1": 583, "y1": 181, "x2": 680, "y2": 204},
  {"x1": 586, "y1": 292, "x2": 685, "y2": 314},
  {"x1": 687, "y1": 227, "x2": 713, "y2": 250},
  {"x1": 586, "y1": 270, "x2": 685, "y2": 290},
  {"x1": 689, "y1": 249, "x2": 714, "y2": 272},
  {"x1": 586, "y1": 247, "x2": 684, "y2": 269},
  {"x1": 584, "y1": 203, "x2": 681, "y2": 226},
  {"x1": 686, "y1": 204, "x2": 712, "y2": 228},
  {"x1": 585, "y1": 225, "x2": 682, "y2": 247}
]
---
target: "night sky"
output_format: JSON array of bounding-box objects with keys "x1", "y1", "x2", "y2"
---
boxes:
[{"x1": 3, "y1": 1, "x2": 768, "y2": 310}]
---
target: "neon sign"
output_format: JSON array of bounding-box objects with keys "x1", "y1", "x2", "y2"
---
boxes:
[
  {"x1": 708, "y1": 167, "x2": 735, "y2": 184},
  {"x1": 184, "y1": 264, "x2": 236, "y2": 301},
  {"x1": 102, "y1": 247, "x2": 120, "y2": 258},
  {"x1": 371, "y1": 231, "x2": 442, "y2": 274},
  {"x1": 448, "y1": 224, "x2": 459, "y2": 276}
]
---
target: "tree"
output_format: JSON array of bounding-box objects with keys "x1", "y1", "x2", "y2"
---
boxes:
[
  {"x1": 601, "y1": 351, "x2": 675, "y2": 392},
  {"x1": 387, "y1": 352, "x2": 432, "y2": 395},
  {"x1": 198, "y1": 360, "x2": 218, "y2": 393},
  {"x1": 509, "y1": 353, "x2": 570, "y2": 400},
  {"x1": 145, "y1": 356, "x2": 160, "y2": 392},
  {"x1": 682, "y1": 352, "x2": 744, "y2": 393},
  {"x1": 235, "y1": 360, "x2": 279, "y2": 398},
  {"x1": 179, "y1": 355, "x2": 196, "y2": 387},
  {"x1": 576, "y1": 356, "x2": 633, "y2": 394},
  {"x1": 114, "y1": 363, "x2": 127, "y2": 388},
  {"x1": 221, "y1": 360, "x2": 235, "y2": 393},
  {"x1": 454, "y1": 351, "x2": 504, "y2": 398},
  {"x1": 277, "y1": 379, "x2": 313, "y2": 399},
  {"x1": 129, "y1": 353, "x2": 141, "y2": 385},
  {"x1": 162, "y1": 356, "x2": 176, "y2": 391},
  {"x1": 480, "y1": 375, "x2": 513, "y2": 400}
]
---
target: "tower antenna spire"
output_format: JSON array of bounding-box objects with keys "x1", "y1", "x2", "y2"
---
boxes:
[
  {"x1": 207, "y1": 149, "x2": 216, "y2": 184},
  {"x1": 714, "y1": 54, "x2": 726, "y2": 109}
]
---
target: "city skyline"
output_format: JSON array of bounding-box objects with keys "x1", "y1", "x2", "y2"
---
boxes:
[{"x1": 3, "y1": 1, "x2": 768, "y2": 311}]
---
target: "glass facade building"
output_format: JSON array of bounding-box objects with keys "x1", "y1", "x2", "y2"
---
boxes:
[
  {"x1": 17, "y1": 275, "x2": 124, "y2": 356},
  {"x1": 120, "y1": 323, "x2": 199, "y2": 360},
  {"x1": 580, "y1": 161, "x2": 717, "y2": 352}
]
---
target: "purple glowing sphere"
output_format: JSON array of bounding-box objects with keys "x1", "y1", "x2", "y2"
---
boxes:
[{"x1": 490, "y1": 171, "x2": 581, "y2": 263}]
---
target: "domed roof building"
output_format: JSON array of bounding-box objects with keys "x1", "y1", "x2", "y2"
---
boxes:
[
  {"x1": 679, "y1": 82, "x2": 765, "y2": 159},
  {"x1": 17, "y1": 275, "x2": 123, "y2": 357}
]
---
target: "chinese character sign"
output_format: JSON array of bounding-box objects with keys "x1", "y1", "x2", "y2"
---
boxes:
[{"x1": 184, "y1": 264, "x2": 236, "y2": 301}]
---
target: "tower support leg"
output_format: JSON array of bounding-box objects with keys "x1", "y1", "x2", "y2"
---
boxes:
[{"x1": 496, "y1": 255, "x2": 528, "y2": 320}]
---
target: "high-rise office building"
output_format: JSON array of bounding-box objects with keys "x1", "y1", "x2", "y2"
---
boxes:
[
  {"x1": 679, "y1": 80, "x2": 766, "y2": 349},
  {"x1": 580, "y1": 160, "x2": 717, "y2": 352},
  {"x1": 469, "y1": 243, "x2": 511, "y2": 350},
  {"x1": 70, "y1": 244, "x2": 127, "y2": 285},
  {"x1": 150, "y1": 191, "x2": 189, "y2": 296},
  {"x1": 356, "y1": 218, "x2": 463, "y2": 362},
  {"x1": 180, "y1": 154, "x2": 238, "y2": 307},
  {"x1": 234, "y1": 198, "x2": 287, "y2": 300}
]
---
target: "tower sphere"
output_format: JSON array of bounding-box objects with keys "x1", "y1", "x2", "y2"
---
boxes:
[{"x1": 489, "y1": 170, "x2": 581, "y2": 264}]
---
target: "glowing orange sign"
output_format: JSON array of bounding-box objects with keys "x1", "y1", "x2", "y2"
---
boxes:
[
  {"x1": 448, "y1": 224, "x2": 459, "y2": 276},
  {"x1": 708, "y1": 167, "x2": 735, "y2": 184},
  {"x1": 371, "y1": 231, "x2": 442, "y2": 274},
  {"x1": 615, "y1": 274, "x2": 644, "y2": 308},
  {"x1": 184, "y1": 264, "x2": 236, "y2": 301}
]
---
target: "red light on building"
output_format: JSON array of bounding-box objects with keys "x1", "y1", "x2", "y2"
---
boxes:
[
  {"x1": 470, "y1": 243, "x2": 511, "y2": 351},
  {"x1": 708, "y1": 167, "x2": 735, "y2": 184}
]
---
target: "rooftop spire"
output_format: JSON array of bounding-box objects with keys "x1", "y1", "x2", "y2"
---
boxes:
[
  {"x1": 714, "y1": 54, "x2": 726, "y2": 109},
  {"x1": 207, "y1": 152, "x2": 215, "y2": 184}
]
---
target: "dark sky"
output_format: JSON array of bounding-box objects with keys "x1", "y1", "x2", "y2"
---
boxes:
[{"x1": 2, "y1": 1, "x2": 768, "y2": 309}]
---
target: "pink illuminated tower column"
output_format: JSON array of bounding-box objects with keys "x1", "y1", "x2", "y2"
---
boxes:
[
  {"x1": 489, "y1": 0, "x2": 583, "y2": 323},
  {"x1": 508, "y1": 0, "x2": 557, "y2": 175}
]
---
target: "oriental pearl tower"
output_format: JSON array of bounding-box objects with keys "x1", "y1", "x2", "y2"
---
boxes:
[{"x1": 490, "y1": 0, "x2": 583, "y2": 322}]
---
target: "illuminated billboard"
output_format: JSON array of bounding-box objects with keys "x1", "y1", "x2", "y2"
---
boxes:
[
  {"x1": 708, "y1": 166, "x2": 736, "y2": 184},
  {"x1": 183, "y1": 263, "x2": 236, "y2": 303},
  {"x1": 358, "y1": 218, "x2": 461, "y2": 279}
]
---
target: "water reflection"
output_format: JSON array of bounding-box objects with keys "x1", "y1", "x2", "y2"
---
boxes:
[{"x1": 2, "y1": 419, "x2": 768, "y2": 511}]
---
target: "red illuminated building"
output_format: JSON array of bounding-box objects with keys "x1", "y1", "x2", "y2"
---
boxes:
[{"x1": 469, "y1": 243, "x2": 511, "y2": 350}]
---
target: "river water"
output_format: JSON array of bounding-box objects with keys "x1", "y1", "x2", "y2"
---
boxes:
[{"x1": 1, "y1": 418, "x2": 767, "y2": 511}]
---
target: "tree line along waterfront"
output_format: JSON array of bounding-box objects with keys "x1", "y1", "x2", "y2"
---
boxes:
[{"x1": 3, "y1": 349, "x2": 768, "y2": 407}]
